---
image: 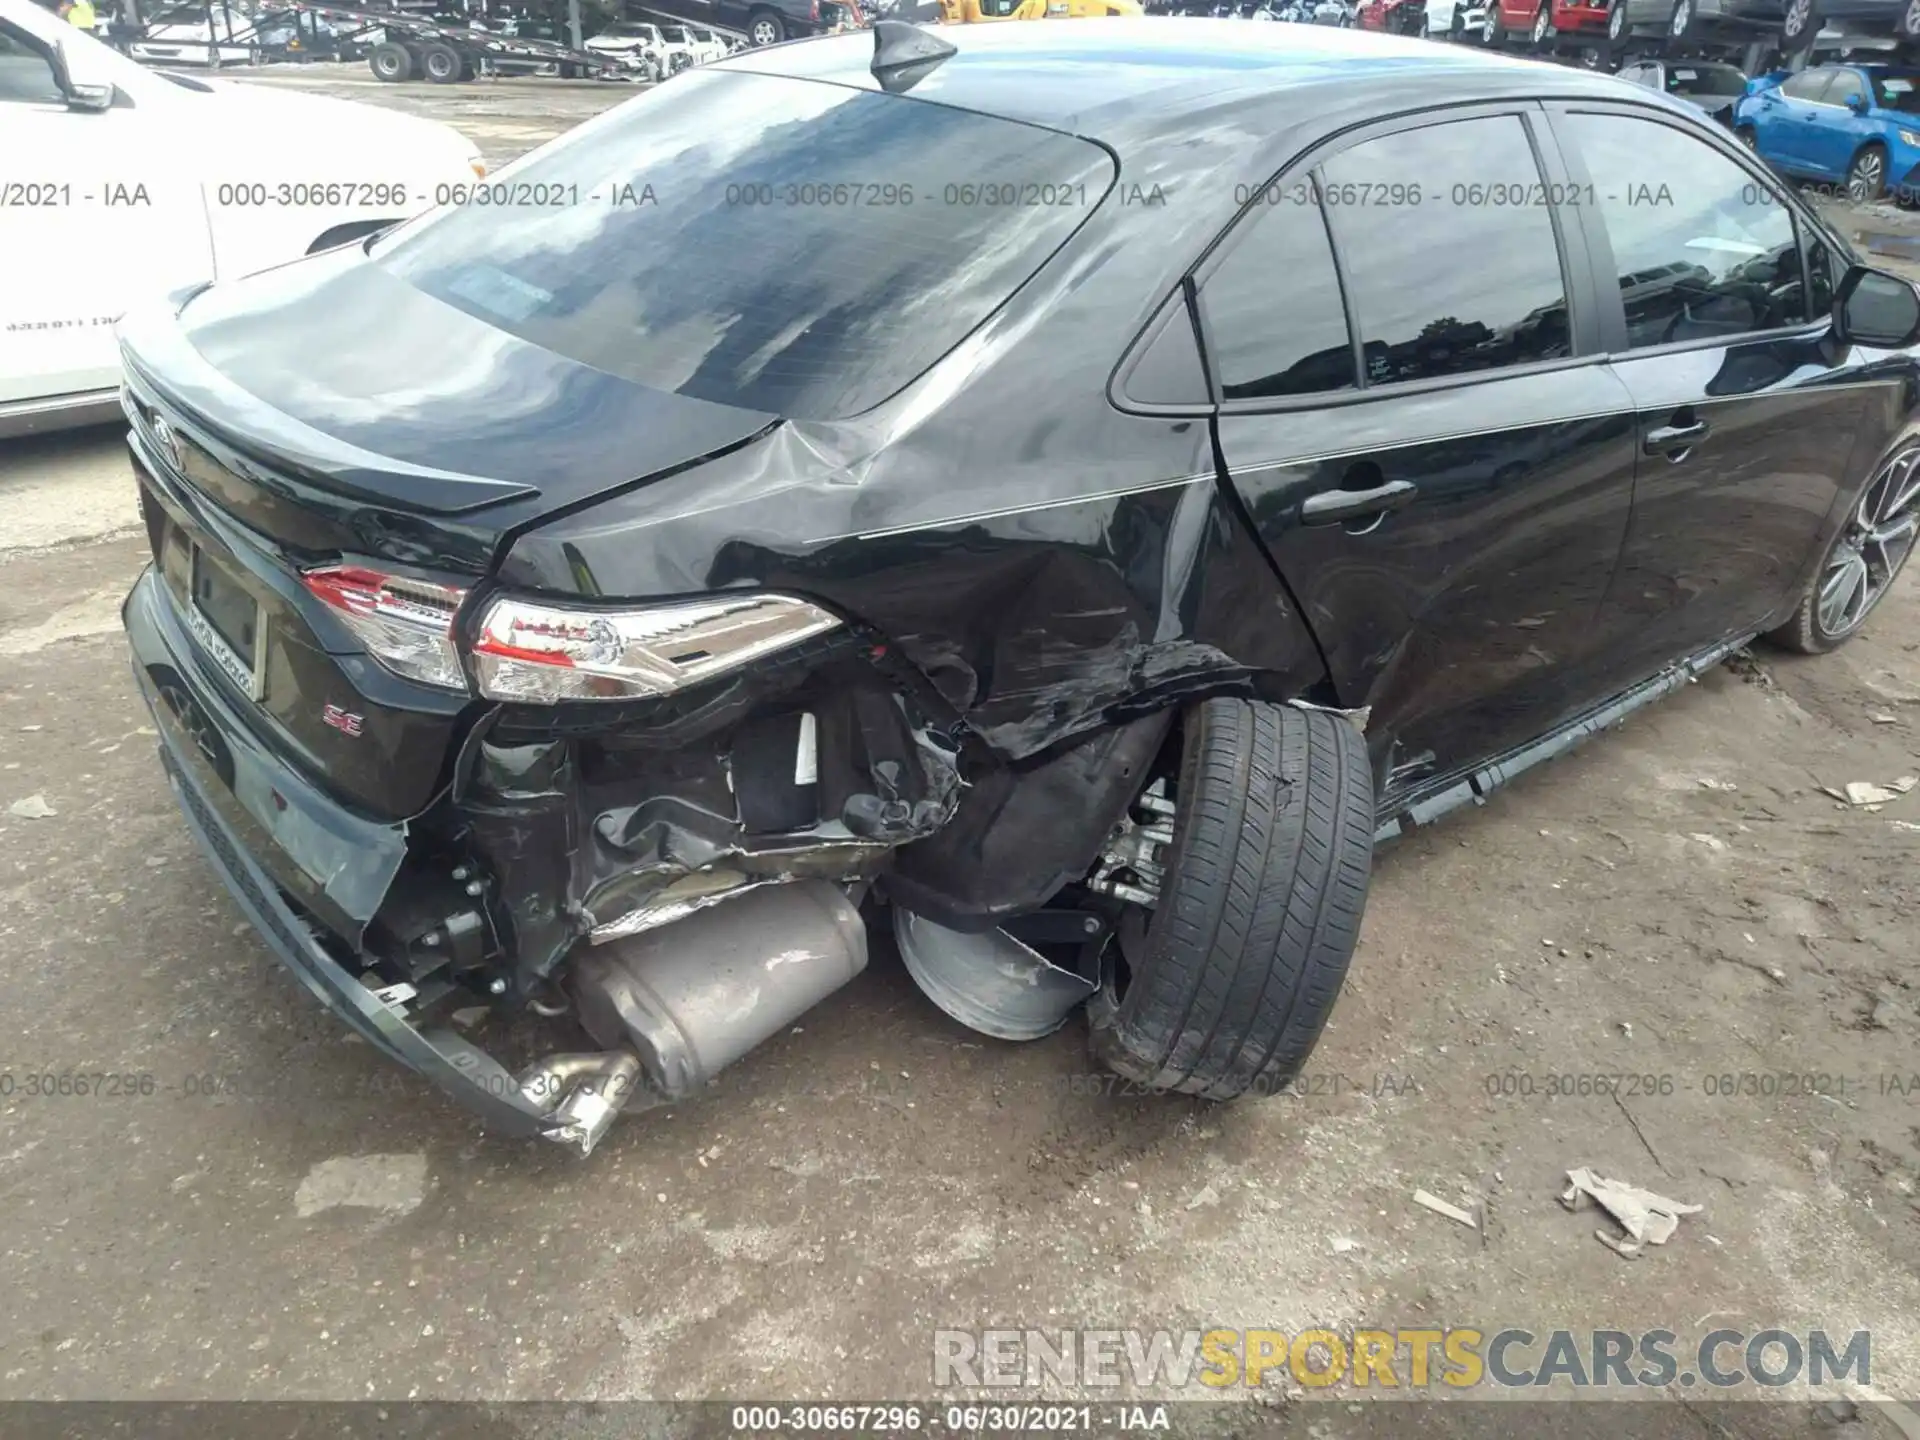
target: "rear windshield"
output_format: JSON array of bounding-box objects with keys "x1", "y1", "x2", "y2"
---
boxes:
[
  {"x1": 372, "y1": 71, "x2": 1114, "y2": 419},
  {"x1": 1667, "y1": 65, "x2": 1746, "y2": 97}
]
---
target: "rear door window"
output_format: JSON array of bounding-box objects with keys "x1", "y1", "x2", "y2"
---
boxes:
[
  {"x1": 1198, "y1": 181, "x2": 1357, "y2": 400},
  {"x1": 1318, "y1": 115, "x2": 1573, "y2": 385},
  {"x1": 374, "y1": 71, "x2": 1114, "y2": 420}
]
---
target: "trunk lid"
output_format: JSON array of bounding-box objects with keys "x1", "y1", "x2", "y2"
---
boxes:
[
  {"x1": 122, "y1": 246, "x2": 779, "y2": 570},
  {"x1": 119, "y1": 259, "x2": 778, "y2": 820}
]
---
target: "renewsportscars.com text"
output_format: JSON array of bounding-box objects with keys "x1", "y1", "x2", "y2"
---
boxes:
[{"x1": 932, "y1": 1327, "x2": 1870, "y2": 1391}]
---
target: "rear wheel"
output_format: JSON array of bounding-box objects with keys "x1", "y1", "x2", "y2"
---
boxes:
[
  {"x1": 1087, "y1": 699, "x2": 1374, "y2": 1101},
  {"x1": 367, "y1": 40, "x2": 412, "y2": 81},
  {"x1": 1666, "y1": 0, "x2": 1695, "y2": 41},
  {"x1": 748, "y1": 8, "x2": 786, "y2": 43},
  {"x1": 1769, "y1": 448, "x2": 1920, "y2": 653},
  {"x1": 419, "y1": 41, "x2": 461, "y2": 83},
  {"x1": 1607, "y1": 0, "x2": 1628, "y2": 38},
  {"x1": 1482, "y1": 0, "x2": 1504, "y2": 40},
  {"x1": 1902, "y1": 0, "x2": 1920, "y2": 38},
  {"x1": 1531, "y1": 0, "x2": 1552, "y2": 43}
]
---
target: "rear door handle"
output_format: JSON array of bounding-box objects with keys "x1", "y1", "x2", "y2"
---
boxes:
[
  {"x1": 1644, "y1": 419, "x2": 1710, "y2": 457},
  {"x1": 1300, "y1": 478, "x2": 1419, "y2": 526}
]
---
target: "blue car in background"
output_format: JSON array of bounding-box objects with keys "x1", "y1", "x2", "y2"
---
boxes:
[{"x1": 1735, "y1": 63, "x2": 1920, "y2": 201}]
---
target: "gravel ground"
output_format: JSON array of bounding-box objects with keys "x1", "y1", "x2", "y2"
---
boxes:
[{"x1": 1, "y1": 60, "x2": 1917, "y2": 1437}]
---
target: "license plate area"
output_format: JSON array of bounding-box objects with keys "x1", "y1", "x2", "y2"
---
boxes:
[{"x1": 188, "y1": 545, "x2": 266, "y2": 701}]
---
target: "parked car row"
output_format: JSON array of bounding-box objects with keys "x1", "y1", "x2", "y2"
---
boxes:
[
  {"x1": 1356, "y1": 0, "x2": 1488, "y2": 36},
  {"x1": 1346, "y1": 0, "x2": 1920, "y2": 205},
  {"x1": 1478, "y1": 0, "x2": 1920, "y2": 58},
  {"x1": 585, "y1": 18, "x2": 735, "y2": 80}
]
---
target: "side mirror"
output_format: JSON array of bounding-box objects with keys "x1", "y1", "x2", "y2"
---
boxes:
[
  {"x1": 50, "y1": 37, "x2": 116, "y2": 111},
  {"x1": 1835, "y1": 264, "x2": 1920, "y2": 347},
  {"x1": 1846, "y1": 91, "x2": 1869, "y2": 114}
]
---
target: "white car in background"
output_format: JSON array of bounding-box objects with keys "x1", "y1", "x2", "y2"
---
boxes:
[
  {"x1": 1424, "y1": 0, "x2": 1485, "y2": 34},
  {"x1": 653, "y1": 22, "x2": 703, "y2": 71},
  {"x1": 0, "y1": 0, "x2": 483, "y2": 437},
  {"x1": 682, "y1": 24, "x2": 729, "y2": 63},
  {"x1": 584, "y1": 19, "x2": 666, "y2": 76},
  {"x1": 126, "y1": 2, "x2": 254, "y2": 67}
]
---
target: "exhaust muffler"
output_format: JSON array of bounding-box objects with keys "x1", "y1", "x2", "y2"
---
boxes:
[{"x1": 570, "y1": 879, "x2": 869, "y2": 1105}]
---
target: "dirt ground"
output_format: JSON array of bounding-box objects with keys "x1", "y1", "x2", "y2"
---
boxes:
[{"x1": 1, "y1": 63, "x2": 1917, "y2": 1435}]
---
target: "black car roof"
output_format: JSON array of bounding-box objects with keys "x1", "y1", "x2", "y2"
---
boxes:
[{"x1": 719, "y1": 19, "x2": 1660, "y2": 138}]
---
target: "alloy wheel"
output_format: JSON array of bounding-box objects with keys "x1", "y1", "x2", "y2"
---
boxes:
[
  {"x1": 751, "y1": 17, "x2": 779, "y2": 42},
  {"x1": 1784, "y1": 0, "x2": 1810, "y2": 39},
  {"x1": 1533, "y1": 1, "x2": 1549, "y2": 39},
  {"x1": 1848, "y1": 148, "x2": 1886, "y2": 201},
  {"x1": 1670, "y1": 0, "x2": 1688, "y2": 33},
  {"x1": 1483, "y1": 6, "x2": 1498, "y2": 38},
  {"x1": 1905, "y1": 0, "x2": 1920, "y2": 34},
  {"x1": 1817, "y1": 451, "x2": 1920, "y2": 637},
  {"x1": 1609, "y1": 0, "x2": 1626, "y2": 37}
]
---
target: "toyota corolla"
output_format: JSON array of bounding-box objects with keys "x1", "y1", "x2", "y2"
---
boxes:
[{"x1": 119, "y1": 21, "x2": 1920, "y2": 1152}]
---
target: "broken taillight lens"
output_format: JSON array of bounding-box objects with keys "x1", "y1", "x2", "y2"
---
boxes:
[
  {"x1": 301, "y1": 565, "x2": 469, "y2": 692},
  {"x1": 470, "y1": 593, "x2": 841, "y2": 703}
]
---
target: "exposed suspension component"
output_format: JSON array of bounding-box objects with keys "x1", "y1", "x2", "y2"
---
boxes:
[{"x1": 1087, "y1": 779, "x2": 1175, "y2": 908}]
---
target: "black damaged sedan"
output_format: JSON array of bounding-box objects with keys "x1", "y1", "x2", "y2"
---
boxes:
[{"x1": 121, "y1": 21, "x2": 1920, "y2": 1151}]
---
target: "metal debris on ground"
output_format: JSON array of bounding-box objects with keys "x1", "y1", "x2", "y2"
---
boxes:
[
  {"x1": 6, "y1": 794, "x2": 55, "y2": 819},
  {"x1": 1594, "y1": 1229, "x2": 1642, "y2": 1260},
  {"x1": 1560, "y1": 1167, "x2": 1702, "y2": 1258},
  {"x1": 1412, "y1": 1188, "x2": 1478, "y2": 1229},
  {"x1": 1826, "y1": 777, "x2": 1919, "y2": 806}
]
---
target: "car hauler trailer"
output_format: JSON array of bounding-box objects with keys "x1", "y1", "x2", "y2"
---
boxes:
[{"x1": 119, "y1": 0, "x2": 627, "y2": 80}]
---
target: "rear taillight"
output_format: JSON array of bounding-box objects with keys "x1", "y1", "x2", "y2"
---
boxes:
[
  {"x1": 301, "y1": 565, "x2": 469, "y2": 692},
  {"x1": 470, "y1": 593, "x2": 841, "y2": 704}
]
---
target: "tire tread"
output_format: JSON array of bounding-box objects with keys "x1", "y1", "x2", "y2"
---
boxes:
[{"x1": 1089, "y1": 698, "x2": 1374, "y2": 1099}]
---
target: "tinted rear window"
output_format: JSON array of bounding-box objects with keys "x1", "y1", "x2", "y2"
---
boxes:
[
  {"x1": 1668, "y1": 65, "x2": 1746, "y2": 97},
  {"x1": 372, "y1": 71, "x2": 1114, "y2": 420}
]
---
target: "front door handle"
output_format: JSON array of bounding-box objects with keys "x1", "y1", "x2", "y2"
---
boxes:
[
  {"x1": 1300, "y1": 478, "x2": 1419, "y2": 526},
  {"x1": 1644, "y1": 419, "x2": 1710, "y2": 457}
]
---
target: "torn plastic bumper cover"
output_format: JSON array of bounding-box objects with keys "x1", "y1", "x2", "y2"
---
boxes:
[
  {"x1": 127, "y1": 566, "x2": 964, "y2": 1149},
  {"x1": 127, "y1": 570, "x2": 553, "y2": 1138}
]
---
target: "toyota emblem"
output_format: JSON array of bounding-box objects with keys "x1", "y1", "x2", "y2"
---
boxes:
[{"x1": 152, "y1": 415, "x2": 182, "y2": 471}]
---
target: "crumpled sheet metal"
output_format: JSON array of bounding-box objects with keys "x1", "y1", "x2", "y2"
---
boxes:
[{"x1": 1560, "y1": 1167, "x2": 1702, "y2": 1252}]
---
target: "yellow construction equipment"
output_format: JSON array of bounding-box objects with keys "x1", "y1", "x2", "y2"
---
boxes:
[{"x1": 935, "y1": 0, "x2": 1144, "y2": 20}]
